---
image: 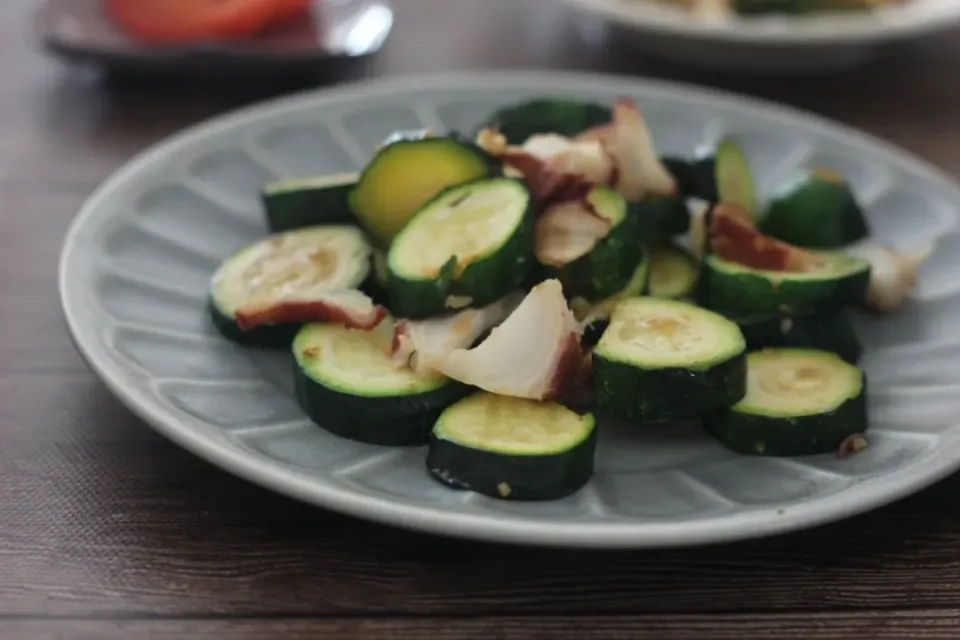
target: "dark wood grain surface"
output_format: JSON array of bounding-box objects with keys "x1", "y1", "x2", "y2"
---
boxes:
[{"x1": 7, "y1": 0, "x2": 960, "y2": 638}]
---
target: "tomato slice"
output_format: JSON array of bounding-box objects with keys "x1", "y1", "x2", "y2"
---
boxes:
[{"x1": 103, "y1": 0, "x2": 313, "y2": 44}]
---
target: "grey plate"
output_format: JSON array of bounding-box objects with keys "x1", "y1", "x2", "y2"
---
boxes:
[
  {"x1": 59, "y1": 70, "x2": 960, "y2": 549},
  {"x1": 36, "y1": 0, "x2": 393, "y2": 75}
]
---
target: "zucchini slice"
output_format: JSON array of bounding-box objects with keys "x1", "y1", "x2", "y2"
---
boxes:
[
  {"x1": 426, "y1": 392, "x2": 598, "y2": 501},
  {"x1": 387, "y1": 177, "x2": 534, "y2": 318},
  {"x1": 533, "y1": 187, "x2": 642, "y2": 300},
  {"x1": 571, "y1": 252, "x2": 651, "y2": 322},
  {"x1": 698, "y1": 251, "x2": 871, "y2": 316},
  {"x1": 593, "y1": 297, "x2": 747, "y2": 421},
  {"x1": 735, "y1": 310, "x2": 862, "y2": 365},
  {"x1": 475, "y1": 98, "x2": 612, "y2": 145},
  {"x1": 704, "y1": 348, "x2": 867, "y2": 456},
  {"x1": 261, "y1": 172, "x2": 358, "y2": 233},
  {"x1": 293, "y1": 321, "x2": 470, "y2": 446},
  {"x1": 734, "y1": 0, "x2": 876, "y2": 15},
  {"x1": 648, "y1": 243, "x2": 699, "y2": 299},
  {"x1": 631, "y1": 195, "x2": 690, "y2": 236},
  {"x1": 349, "y1": 136, "x2": 497, "y2": 247},
  {"x1": 209, "y1": 226, "x2": 379, "y2": 345},
  {"x1": 692, "y1": 137, "x2": 758, "y2": 218},
  {"x1": 759, "y1": 169, "x2": 869, "y2": 249},
  {"x1": 661, "y1": 155, "x2": 700, "y2": 198}
]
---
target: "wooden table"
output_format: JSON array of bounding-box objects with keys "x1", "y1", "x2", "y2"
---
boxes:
[{"x1": 6, "y1": 1, "x2": 960, "y2": 638}]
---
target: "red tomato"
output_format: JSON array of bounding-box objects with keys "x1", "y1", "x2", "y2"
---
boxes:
[{"x1": 103, "y1": 0, "x2": 313, "y2": 44}]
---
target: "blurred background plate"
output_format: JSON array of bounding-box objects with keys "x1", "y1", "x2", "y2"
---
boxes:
[
  {"x1": 562, "y1": 0, "x2": 960, "y2": 73},
  {"x1": 35, "y1": 0, "x2": 394, "y2": 76}
]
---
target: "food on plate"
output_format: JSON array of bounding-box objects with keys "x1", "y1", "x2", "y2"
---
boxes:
[
  {"x1": 734, "y1": 309, "x2": 862, "y2": 364},
  {"x1": 426, "y1": 392, "x2": 598, "y2": 500},
  {"x1": 261, "y1": 172, "x2": 359, "y2": 233},
  {"x1": 293, "y1": 320, "x2": 471, "y2": 446},
  {"x1": 647, "y1": 241, "x2": 699, "y2": 299},
  {"x1": 703, "y1": 348, "x2": 866, "y2": 456},
  {"x1": 350, "y1": 135, "x2": 498, "y2": 247},
  {"x1": 103, "y1": 0, "x2": 313, "y2": 45},
  {"x1": 531, "y1": 186, "x2": 644, "y2": 301},
  {"x1": 421, "y1": 279, "x2": 584, "y2": 402},
  {"x1": 593, "y1": 297, "x2": 747, "y2": 421},
  {"x1": 696, "y1": 207, "x2": 871, "y2": 316},
  {"x1": 758, "y1": 169, "x2": 869, "y2": 249},
  {"x1": 208, "y1": 225, "x2": 380, "y2": 345},
  {"x1": 386, "y1": 177, "x2": 534, "y2": 318},
  {"x1": 843, "y1": 239, "x2": 935, "y2": 312},
  {"x1": 651, "y1": 0, "x2": 910, "y2": 18},
  {"x1": 205, "y1": 93, "x2": 928, "y2": 501}
]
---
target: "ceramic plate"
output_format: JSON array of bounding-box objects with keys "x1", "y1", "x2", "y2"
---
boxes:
[
  {"x1": 36, "y1": 0, "x2": 394, "y2": 75},
  {"x1": 60, "y1": 71, "x2": 960, "y2": 548},
  {"x1": 563, "y1": 0, "x2": 960, "y2": 73}
]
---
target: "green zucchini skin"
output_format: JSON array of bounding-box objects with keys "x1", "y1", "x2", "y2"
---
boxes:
[
  {"x1": 734, "y1": 0, "x2": 872, "y2": 15},
  {"x1": 648, "y1": 242, "x2": 699, "y2": 299},
  {"x1": 661, "y1": 156, "x2": 700, "y2": 198},
  {"x1": 759, "y1": 170, "x2": 870, "y2": 249},
  {"x1": 690, "y1": 138, "x2": 757, "y2": 218},
  {"x1": 476, "y1": 98, "x2": 612, "y2": 144},
  {"x1": 261, "y1": 173, "x2": 358, "y2": 233},
  {"x1": 426, "y1": 424, "x2": 598, "y2": 501},
  {"x1": 697, "y1": 254, "x2": 871, "y2": 317},
  {"x1": 349, "y1": 136, "x2": 499, "y2": 247},
  {"x1": 208, "y1": 299, "x2": 297, "y2": 347},
  {"x1": 594, "y1": 351, "x2": 747, "y2": 422},
  {"x1": 534, "y1": 188, "x2": 643, "y2": 300},
  {"x1": 294, "y1": 359, "x2": 471, "y2": 447},
  {"x1": 704, "y1": 379, "x2": 867, "y2": 456},
  {"x1": 735, "y1": 310, "x2": 862, "y2": 365},
  {"x1": 388, "y1": 178, "x2": 535, "y2": 319},
  {"x1": 631, "y1": 195, "x2": 690, "y2": 236}
]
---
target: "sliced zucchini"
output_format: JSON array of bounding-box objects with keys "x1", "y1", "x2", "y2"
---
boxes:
[
  {"x1": 697, "y1": 251, "x2": 871, "y2": 316},
  {"x1": 593, "y1": 297, "x2": 747, "y2": 421},
  {"x1": 570, "y1": 250, "x2": 651, "y2": 322},
  {"x1": 349, "y1": 136, "x2": 497, "y2": 247},
  {"x1": 261, "y1": 172, "x2": 358, "y2": 233},
  {"x1": 648, "y1": 243, "x2": 699, "y2": 299},
  {"x1": 209, "y1": 226, "x2": 376, "y2": 345},
  {"x1": 734, "y1": 0, "x2": 875, "y2": 15},
  {"x1": 360, "y1": 249, "x2": 391, "y2": 308},
  {"x1": 293, "y1": 322, "x2": 470, "y2": 446},
  {"x1": 692, "y1": 137, "x2": 758, "y2": 218},
  {"x1": 735, "y1": 310, "x2": 862, "y2": 365},
  {"x1": 704, "y1": 348, "x2": 867, "y2": 456},
  {"x1": 426, "y1": 392, "x2": 598, "y2": 501},
  {"x1": 476, "y1": 98, "x2": 612, "y2": 145},
  {"x1": 661, "y1": 155, "x2": 700, "y2": 198},
  {"x1": 759, "y1": 169, "x2": 869, "y2": 249},
  {"x1": 533, "y1": 187, "x2": 642, "y2": 300},
  {"x1": 631, "y1": 195, "x2": 690, "y2": 236},
  {"x1": 387, "y1": 177, "x2": 534, "y2": 319}
]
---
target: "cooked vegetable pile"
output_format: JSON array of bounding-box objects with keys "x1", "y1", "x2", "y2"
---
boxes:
[
  {"x1": 208, "y1": 96, "x2": 934, "y2": 502},
  {"x1": 656, "y1": 0, "x2": 910, "y2": 19}
]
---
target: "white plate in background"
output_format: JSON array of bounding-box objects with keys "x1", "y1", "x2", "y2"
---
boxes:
[{"x1": 562, "y1": 0, "x2": 960, "y2": 73}]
